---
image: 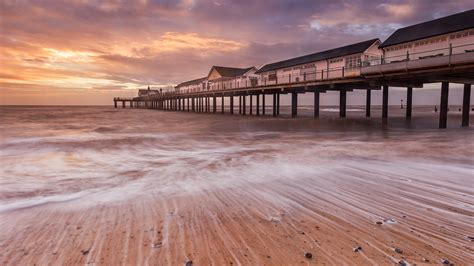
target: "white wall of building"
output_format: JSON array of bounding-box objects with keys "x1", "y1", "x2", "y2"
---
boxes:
[
  {"x1": 383, "y1": 29, "x2": 474, "y2": 63},
  {"x1": 257, "y1": 41, "x2": 382, "y2": 85}
]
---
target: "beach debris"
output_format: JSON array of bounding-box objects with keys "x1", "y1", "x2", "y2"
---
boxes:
[
  {"x1": 81, "y1": 249, "x2": 90, "y2": 255},
  {"x1": 422, "y1": 258, "x2": 430, "y2": 262},
  {"x1": 185, "y1": 260, "x2": 193, "y2": 266},
  {"x1": 266, "y1": 255, "x2": 271, "y2": 259},
  {"x1": 398, "y1": 260, "x2": 407, "y2": 266},
  {"x1": 440, "y1": 259, "x2": 451, "y2": 265},
  {"x1": 153, "y1": 242, "x2": 162, "y2": 248},
  {"x1": 393, "y1": 247, "x2": 403, "y2": 254},
  {"x1": 466, "y1": 236, "x2": 474, "y2": 241},
  {"x1": 353, "y1": 246, "x2": 363, "y2": 252},
  {"x1": 383, "y1": 218, "x2": 397, "y2": 224},
  {"x1": 269, "y1": 216, "x2": 280, "y2": 223},
  {"x1": 376, "y1": 221, "x2": 383, "y2": 225},
  {"x1": 304, "y1": 252, "x2": 313, "y2": 259}
]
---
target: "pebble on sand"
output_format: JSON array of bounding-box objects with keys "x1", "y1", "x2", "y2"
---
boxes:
[
  {"x1": 393, "y1": 247, "x2": 403, "y2": 254},
  {"x1": 353, "y1": 246, "x2": 362, "y2": 252},
  {"x1": 441, "y1": 259, "x2": 451, "y2": 265},
  {"x1": 398, "y1": 260, "x2": 407, "y2": 266},
  {"x1": 81, "y1": 249, "x2": 89, "y2": 255},
  {"x1": 185, "y1": 260, "x2": 193, "y2": 266},
  {"x1": 304, "y1": 252, "x2": 313, "y2": 259},
  {"x1": 376, "y1": 221, "x2": 383, "y2": 225}
]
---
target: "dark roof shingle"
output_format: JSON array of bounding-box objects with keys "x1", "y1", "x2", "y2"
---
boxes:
[
  {"x1": 212, "y1": 66, "x2": 255, "y2": 77},
  {"x1": 175, "y1": 77, "x2": 207, "y2": 88},
  {"x1": 255, "y1": 39, "x2": 379, "y2": 74},
  {"x1": 380, "y1": 10, "x2": 474, "y2": 48}
]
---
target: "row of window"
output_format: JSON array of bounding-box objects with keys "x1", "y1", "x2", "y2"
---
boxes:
[
  {"x1": 345, "y1": 55, "x2": 361, "y2": 69},
  {"x1": 329, "y1": 58, "x2": 343, "y2": 64},
  {"x1": 386, "y1": 29, "x2": 474, "y2": 52}
]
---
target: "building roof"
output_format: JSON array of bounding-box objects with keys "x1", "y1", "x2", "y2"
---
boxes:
[
  {"x1": 138, "y1": 89, "x2": 159, "y2": 93},
  {"x1": 380, "y1": 9, "x2": 474, "y2": 48},
  {"x1": 175, "y1": 77, "x2": 207, "y2": 88},
  {"x1": 210, "y1": 66, "x2": 255, "y2": 78},
  {"x1": 255, "y1": 39, "x2": 379, "y2": 74}
]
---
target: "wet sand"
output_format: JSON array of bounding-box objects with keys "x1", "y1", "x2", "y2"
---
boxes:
[{"x1": 0, "y1": 106, "x2": 473, "y2": 265}]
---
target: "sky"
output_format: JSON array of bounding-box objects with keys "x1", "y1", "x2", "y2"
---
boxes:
[{"x1": 0, "y1": 0, "x2": 473, "y2": 105}]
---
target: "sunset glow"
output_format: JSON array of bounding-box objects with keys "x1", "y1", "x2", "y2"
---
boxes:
[{"x1": 0, "y1": 1, "x2": 472, "y2": 105}]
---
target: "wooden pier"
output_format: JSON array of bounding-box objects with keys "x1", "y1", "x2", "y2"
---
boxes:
[{"x1": 114, "y1": 64, "x2": 473, "y2": 129}]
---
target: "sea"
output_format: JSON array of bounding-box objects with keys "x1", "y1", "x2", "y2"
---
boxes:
[{"x1": 0, "y1": 105, "x2": 472, "y2": 212}]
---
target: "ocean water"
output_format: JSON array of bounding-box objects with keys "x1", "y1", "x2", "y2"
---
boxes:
[{"x1": 0, "y1": 105, "x2": 473, "y2": 213}]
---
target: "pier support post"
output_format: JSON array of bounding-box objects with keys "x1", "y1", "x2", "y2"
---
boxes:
[
  {"x1": 114, "y1": 100, "x2": 117, "y2": 108},
  {"x1": 250, "y1": 95, "x2": 253, "y2": 115},
  {"x1": 122, "y1": 101, "x2": 125, "y2": 108},
  {"x1": 221, "y1": 95, "x2": 224, "y2": 114},
  {"x1": 262, "y1": 94, "x2": 265, "y2": 115},
  {"x1": 230, "y1": 96, "x2": 234, "y2": 114},
  {"x1": 439, "y1": 82, "x2": 449, "y2": 128},
  {"x1": 178, "y1": 98, "x2": 181, "y2": 111},
  {"x1": 239, "y1": 96, "x2": 242, "y2": 114},
  {"x1": 213, "y1": 95, "x2": 217, "y2": 113},
  {"x1": 276, "y1": 93, "x2": 280, "y2": 116},
  {"x1": 462, "y1": 84, "x2": 471, "y2": 127},
  {"x1": 406, "y1": 87, "x2": 413, "y2": 119},
  {"x1": 243, "y1": 95, "x2": 247, "y2": 115},
  {"x1": 272, "y1": 93, "x2": 277, "y2": 117},
  {"x1": 339, "y1": 89, "x2": 346, "y2": 118},
  {"x1": 256, "y1": 94, "x2": 260, "y2": 116},
  {"x1": 314, "y1": 91, "x2": 320, "y2": 118},
  {"x1": 382, "y1": 85, "x2": 389, "y2": 123},
  {"x1": 291, "y1": 92, "x2": 298, "y2": 118},
  {"x1": 366, "y1": 89, "x2": 371, "y2": 117}
]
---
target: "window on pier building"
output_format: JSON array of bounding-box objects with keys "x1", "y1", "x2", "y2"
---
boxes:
[
  {"x1": 345, "y1": 55, "x2": 361, "y2": 69},
  {"x1": 329, "y1": 58, "x2": 343, "y2": 64},
  {"x1": 268, "y1": 73, "x2": 277, "y2": 81},
  {"x1": 300, "y1": 63, "x2": 316, "y2": 74}
]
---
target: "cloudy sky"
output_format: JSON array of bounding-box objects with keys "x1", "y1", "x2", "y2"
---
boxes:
[{"x1": 0, "y1": 0, "x2": 473, "y2": 105}]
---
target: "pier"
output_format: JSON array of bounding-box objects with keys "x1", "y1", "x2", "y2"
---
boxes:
[
  {"x1": 114, "y1": 51, "x2": 473, "y2": 129},
  {"x1": 114, "y1": 10, "x2": 474, "y2": 129}
]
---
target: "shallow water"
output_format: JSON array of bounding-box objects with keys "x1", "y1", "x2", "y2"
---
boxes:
[
  {"x1": 0, "y1": 106, "x2": 472, "y2": 212},
  {"x1": 1, "y1": 106, "x2": 473, "y2": 264}
]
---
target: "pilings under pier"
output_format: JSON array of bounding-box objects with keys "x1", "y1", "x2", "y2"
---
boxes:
[
  {"x1": 462, "y1": 84, "x2": 471, "y2": 127},
  {"x1": 439, "y1": 82, "x2": 449, "y2": 129},
  {"x1": 115, "y1": 81, "x2": 472, "y2": 129}
]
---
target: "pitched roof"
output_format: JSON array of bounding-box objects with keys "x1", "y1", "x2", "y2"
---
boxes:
[
  {"x1": 175, "y1": 77, "x2": 207, "y2": 88},
  {"x1": 255, "y1": 39, "x2": 379, "y2": 74},
  {"x1": 380, "y1": 9, "x2": 474, "y2": 48},
  {"x1": 211, "y1": 66, "x2": 255, "y2": 77}
]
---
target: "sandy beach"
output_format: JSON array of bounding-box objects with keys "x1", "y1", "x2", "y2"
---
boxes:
[{"x1": 0, "y1": 106, "x2": 473, "y2": 265}]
